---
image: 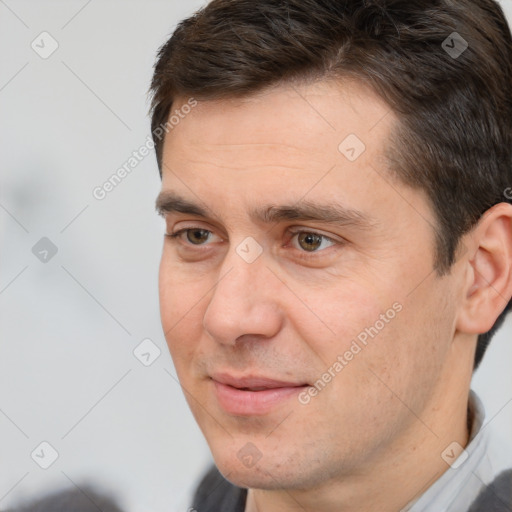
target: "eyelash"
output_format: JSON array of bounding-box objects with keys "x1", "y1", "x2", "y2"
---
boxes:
[{"x1": 165, "y1": 227, "x2": 340, "y2": 258}]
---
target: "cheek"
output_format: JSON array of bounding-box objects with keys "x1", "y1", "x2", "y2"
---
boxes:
[
  {"x1": 296, "y1": 281, "x2": 418, "y2": 410},
  {"x1": 159, "y1": 262, "x2": 205, "y2": 362},
  {"x1": 356, "y1": 277, "x2": 457, "y2": 413},
  {"x1": 294, "y1": 278, "x2": 390, "y2": 359}
]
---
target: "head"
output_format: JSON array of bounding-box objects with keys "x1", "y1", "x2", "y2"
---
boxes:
[{"x1": 151, "y1": 0, "x2": 512, "y2": 493}]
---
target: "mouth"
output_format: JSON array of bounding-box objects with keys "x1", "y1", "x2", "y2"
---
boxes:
[{"x1": 210, "y1": 373, "x2": 309, "y2": 416}]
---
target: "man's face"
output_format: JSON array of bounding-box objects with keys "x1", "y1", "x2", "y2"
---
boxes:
[{"x1": 157, "y1": 80, "x2": 463, "y2": 489}]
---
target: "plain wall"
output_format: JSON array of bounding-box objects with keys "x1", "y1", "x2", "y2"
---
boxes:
[{"x1": 1, "y1": 1, "x2": 511, "y2": 510}]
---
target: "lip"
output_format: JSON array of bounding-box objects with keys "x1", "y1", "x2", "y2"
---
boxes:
[{"x1": 210, "y1": 373, "x2": 308, "y2": 416}]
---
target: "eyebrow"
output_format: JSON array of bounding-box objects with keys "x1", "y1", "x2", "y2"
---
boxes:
[{"x1": 155, "y1": 191, "x2": 375, "y2": 229}]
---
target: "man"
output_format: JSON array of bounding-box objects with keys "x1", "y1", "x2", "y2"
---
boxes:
[{"x1": 150, "y1": 0, "x2": 512, "y2": 510}]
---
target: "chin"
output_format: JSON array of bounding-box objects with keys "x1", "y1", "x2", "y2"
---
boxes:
[
  {"x1": 221, "y1": 465, "x2": 282, "y2": 490},
  {"x1": 211, "y1": 446, "x2": 326, "y2": 491}
]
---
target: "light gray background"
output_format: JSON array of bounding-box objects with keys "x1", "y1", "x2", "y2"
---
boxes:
[{"x1": 0, "y1": 1, "x2": 511, "y2": 511}]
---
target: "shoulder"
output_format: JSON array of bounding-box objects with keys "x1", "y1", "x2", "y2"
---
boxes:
[
  {"x1": 2, "y1": 487, "x2": 124, "y2": 512},
  {"x1": 468, "y1": 469, "x2": 512, "y2": 512},
  {"x1": 191, "y1": 465, "x2": 247, "y2": 512}
]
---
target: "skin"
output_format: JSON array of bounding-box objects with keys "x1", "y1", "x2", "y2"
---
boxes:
[{"x1": 156, "y1": 80, "x2": 512, "y2": 512}]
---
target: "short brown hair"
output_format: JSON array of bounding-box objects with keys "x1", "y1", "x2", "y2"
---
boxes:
[{"x1": 149, "y1": 0, "x2": 512, "y2": 369}]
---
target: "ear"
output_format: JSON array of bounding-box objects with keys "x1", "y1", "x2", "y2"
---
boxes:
[{"x1": 456, "y1": 202, "x2": 512, "y2": 335}]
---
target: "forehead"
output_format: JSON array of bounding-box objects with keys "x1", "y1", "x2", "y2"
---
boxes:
[
  {"x1": 158, "y1": 80, "x2": 438, "y2": 229},
  {"x1": 163, "y1": 80, "x2": 395, "y2": 173}
]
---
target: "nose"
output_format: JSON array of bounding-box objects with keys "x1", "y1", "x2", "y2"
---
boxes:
[{"x1": 202, "y1": 244, "x2": 284, "y2": 347}]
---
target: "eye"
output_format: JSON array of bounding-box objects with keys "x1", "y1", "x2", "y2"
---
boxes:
[
  {"x1": 166, "y1": 228, "x2": 217, "y2": 245},
  {"x1": 288, "y1": 229, "x2": 338, "y2": 253}
]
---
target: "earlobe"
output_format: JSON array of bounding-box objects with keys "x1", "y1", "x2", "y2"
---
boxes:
[{"x1": 456, "y1": 203, "x2": 512, "y2": 335}]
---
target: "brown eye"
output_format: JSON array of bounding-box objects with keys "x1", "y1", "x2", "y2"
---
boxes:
[
  {"x1": 167, "y1": 228, "x2": 214, "y2": 245},
  {"x1": 184, "y1": 229, "x2": 211, "y2": 245},
  {"x1": 297, "y1": 232, "x2": 323, "y2": 252},
  {"x1": 289, "y1": 230, "x2": 337, "y2": 254}
]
